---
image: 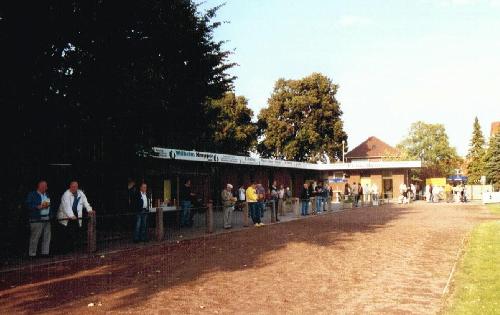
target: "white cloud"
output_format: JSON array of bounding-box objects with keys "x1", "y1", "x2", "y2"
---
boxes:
[{"x1": 338, "y1": 15, "x2": 372, "y2": 28}]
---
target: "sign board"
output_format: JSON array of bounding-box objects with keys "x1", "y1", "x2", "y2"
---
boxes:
[
  {"x1": 483, "y1": 192, "x2": 500, "y2": 204},
  {"x1": 426, "y1": 178, "x2": 446, "y2": 187},
  {"x1": 152, "y1": 147, "x2": 422, "y2": 171}
]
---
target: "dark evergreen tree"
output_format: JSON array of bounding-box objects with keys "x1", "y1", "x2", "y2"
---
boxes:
[
  {"x1": 0, "y1": 0, "x2": 235, "y2": 255},
  {"x1": 485, "y1": 132, "x2": 500, "y2": 189},
  {"x1": 466, "y1": 117, "x2": 486, "y2": 183}
]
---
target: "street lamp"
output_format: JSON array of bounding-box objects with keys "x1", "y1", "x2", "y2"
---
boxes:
[{"x1": 342, "y1": 140, "x2": 345, "y2": 163}]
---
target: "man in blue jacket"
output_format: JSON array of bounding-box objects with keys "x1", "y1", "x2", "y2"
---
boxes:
[{"x1": 25, "y1": 180, "x2": 52, "y2": 258}]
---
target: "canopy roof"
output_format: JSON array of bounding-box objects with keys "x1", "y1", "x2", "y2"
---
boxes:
[{"x1": 152, "y1": 147, "x2": 421, "y2": 171}]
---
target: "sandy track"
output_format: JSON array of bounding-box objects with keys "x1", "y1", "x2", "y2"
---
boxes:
[{"x1": 0, "y1": 202, "x2": 491, "y2": 314}]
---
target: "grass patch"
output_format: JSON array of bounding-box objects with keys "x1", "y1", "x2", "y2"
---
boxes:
[
  {"x1": 487, "y1": 203, "x2": 500, "y2": 215},
  {"x1": 445, "y1": 220, "x2": 500, "y2": 314}
]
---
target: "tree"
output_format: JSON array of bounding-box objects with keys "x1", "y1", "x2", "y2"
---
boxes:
[
  {"x1": 484, "y1": 132, "x2": 500, "y2": 189},
  {"x1": 1, "y1": 1, "x2": 235, "y2": 165},
  {"x1": 0, "y1": 0, "x2": 235, "y2": 254},
  {"x1": 257, "y1": 73, "x2": 347, "y2": 163},
  {"x1": 209, "y1": 92, "x2": 257, "y2": 155},
  {"x1": 466, "y1": 117, "x2": 486, "y2": 183},
  {"x1": 397, "y1": 121, "x2": 461, "y2": 177}
]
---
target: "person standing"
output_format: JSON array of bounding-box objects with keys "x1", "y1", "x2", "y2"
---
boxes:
[
  {"x1": 237, "y1": 185, "x2": 246, "y2": 211},
  {"x1": 221, "y1": 184, "x2": 237, "y2": 229},
  {"x1": 270, "y1": 181, "x2": 280, "y2": 221},
  {"x1": 57, "y1": 181, "x2": 94, "y2": 252},
  {"x1": 344, "y1": 183, "x2": 350, "y2": 201},
  {"x1": 127, "y1": 178, "x2": 137, "y2": 212},
  {"x1": 256, "y1": 183, "x2": 266, "y2": 219},
  {"x1": 315, "y1": 183, "x2": 323, "y2": 214},
  {"x1": 180, "y1": 179, "x2": 195, "y2": 227},
  {"x1": 411, "y1": 183, "x2": 417, "y2": 201},
  {"x1": 300, "y1": 183, "x2": 310, "y2": 216},
  {"x1": 371, "y1": 183, "x2": 379, "y2": 204},
  {"x1": 133, "y1": 182, "x2": 150, "y2": 242},
  {"x1": 246, "y1": 182, "x2": 262, "y2": 226},
  {"x1": 352, "y1": 182, "x2": 359, "y2": 207},
  {"x1": 429, "y1": 184, "x2": 434, "y2": 203},
  {"x1": 278, "y1": 184, "x2": 285, "y2": 215},
  {"x1": 26, "y1": 180, "x2": 52, "y2": 258}
]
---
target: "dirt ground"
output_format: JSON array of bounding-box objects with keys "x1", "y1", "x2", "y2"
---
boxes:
[{"x1": 0, "y1": 202, "x2": 494, "y2": 315}]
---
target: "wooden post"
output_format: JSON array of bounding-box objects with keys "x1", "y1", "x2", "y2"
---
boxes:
[
  {"x1": 87, "y1": 211, "x2": 97, "y2": 253},
  {"x1": 206, "y1": 201, "x2": 214, "y2": 233},
  {"x1": 243, "y1": 202, "x2": 249, "y2": 227},
  {"x1": 271, "y1": 200, "x2": 276, "y2": 223},
  {"x1": 155, "y1": 207, "x2": 164, "y2": 241},
  {"x1": 292, "y1": 197, "x2": 300, "y2": 217}
]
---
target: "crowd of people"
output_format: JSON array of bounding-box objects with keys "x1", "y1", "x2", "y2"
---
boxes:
[
  {"x1": 27, "y1": 177, "x2": 446, "y2": 259},
  {"x1": 340, "y1": 182, "x2": 380, "y2": 208},
  {"x1": 425, "y1": 183, "x2": 468, "y2": 203}
]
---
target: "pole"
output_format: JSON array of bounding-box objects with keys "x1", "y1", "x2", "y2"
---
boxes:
[
  {"x1": 155, "y1": 207, "x2": 164, "y2": 241},
  {"x1": 271, "y1": 200, "x2": 276, "y2": 223},
  {"x1": 243, "y1": 202, "x2": 249, "y2": 227},
  {"x1": 206, "y1": 201, "x2": 214, "y2": 233},
  {"x1": 87, "y1": 211, "x2": 97, "y2": 253},
  {"x1": 342, "y1": 140, "x2": 345, "y2": 163}
]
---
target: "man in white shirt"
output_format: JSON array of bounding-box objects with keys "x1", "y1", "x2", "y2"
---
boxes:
[
  {"x1": 57, "y1": 181, "x2": 94, "y2": 252},
  {"x1": 133, "y1": 182, "x2": 150, "y2": 242}
]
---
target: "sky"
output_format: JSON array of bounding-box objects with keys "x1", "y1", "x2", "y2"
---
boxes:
[{"x1": 197, "y1": 0, "x2": 500, "y2": 156}]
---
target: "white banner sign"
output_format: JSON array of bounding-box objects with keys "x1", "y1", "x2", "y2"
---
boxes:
[
  {"x1": 483, "y1": 192, "x2": 500, "y2": 204},
  {"x1": 152, "y1": 147, "x2": 421, "y2": 171}
]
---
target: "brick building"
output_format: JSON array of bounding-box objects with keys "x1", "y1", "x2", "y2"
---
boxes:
[
  {"x1": 491, "y1": 121, "x2": 500, "y2": 137},
  {"x1": 149, "y1": 136, "x2": 420, "y2": 205}
]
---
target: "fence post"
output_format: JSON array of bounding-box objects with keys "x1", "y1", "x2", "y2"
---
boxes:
[
  {"x1": 292, "y1": 198, "x2": 300, "y2": 217},
  {"x1": 271, "y1": 200, "x2": 276, "y2": 223},
  {"x1": 87, "y1": 211, "x2": 96, "y2": 253},
  {"x1": 243, "y1": 202, "x2": 249, "y2": 227},
  {"x1": 155, "y1": 207, "x2": 164, "y2": 241},
  {"x1": 206, "y1": 201, "x2": 214, "y2": 233}
]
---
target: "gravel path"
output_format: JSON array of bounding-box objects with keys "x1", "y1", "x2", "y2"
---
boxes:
[{"x1": 0, "y1": 202, "x2": 491, "y2": 314}]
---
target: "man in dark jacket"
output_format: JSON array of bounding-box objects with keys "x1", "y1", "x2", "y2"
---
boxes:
[
  {"x1": 300, "y1": 183, "x2": 310, "y2": 216},
  {"x1": 180, "y1": 179, "x2": 196, "y2": 227},
  {"x1": 25, "y1": 180, "x2": 52, "y2": 257},
  {"x1": 133, "y1": 182, "x2": 150, "y2": 242}
]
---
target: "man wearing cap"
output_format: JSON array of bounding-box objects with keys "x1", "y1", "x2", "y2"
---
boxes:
[{"x1": 221, "y1": 184, "x2": 237, "y2": 229}]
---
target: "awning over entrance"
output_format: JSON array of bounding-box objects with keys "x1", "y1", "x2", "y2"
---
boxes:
[{"x1": 151, "y1": 147, "x2": 422, "y2": 171}]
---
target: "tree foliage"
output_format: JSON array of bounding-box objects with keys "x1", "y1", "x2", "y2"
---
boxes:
[
  {"x1": 466, "y1": 117, "x2": 486, "y2": 183},
  {"x1": 1, "y1": 0, "x2": 235, "y2": 168},
  {"x1": 209, "y1": 92, "x2": 257, "y2": 155},
  {"x1": 397, "y1": 121, "x2": 461, "y2": 177},
  {"x1": 485, "y1": 132, "x2": 500, "y2": 188},
  {"x1": 0, "y1": 0, "x2": 236, "y2": 254},
  {"x1": 257, "y1": 73, "x2": 347, "y2": 163}
]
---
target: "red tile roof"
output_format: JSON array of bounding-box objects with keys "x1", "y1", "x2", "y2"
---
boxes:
[
  {"x1": 491, "y1": 122, "x2": 500, "y2": 137},
  {"x1": 345, "y1": 136, "x2": 398, "y2": 159}
]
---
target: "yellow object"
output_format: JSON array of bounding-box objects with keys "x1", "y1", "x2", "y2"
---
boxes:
[
  {"x1": 360, "y1": 177, "x2": 372, "y2": 188},
  {"x1": 445, "y1": 184, "x2": 452, "y2": 192},
  {"x1": 426, "y1": 178, "x2": 446, "y2": 186},
  {"x1": 246, "y1": 186, "x2": 258, "y2": 202}
]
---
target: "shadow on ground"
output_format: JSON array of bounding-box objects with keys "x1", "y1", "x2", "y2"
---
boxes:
[{"x1": 0, "y1": 205, "x2": 414, "y2": 314}]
